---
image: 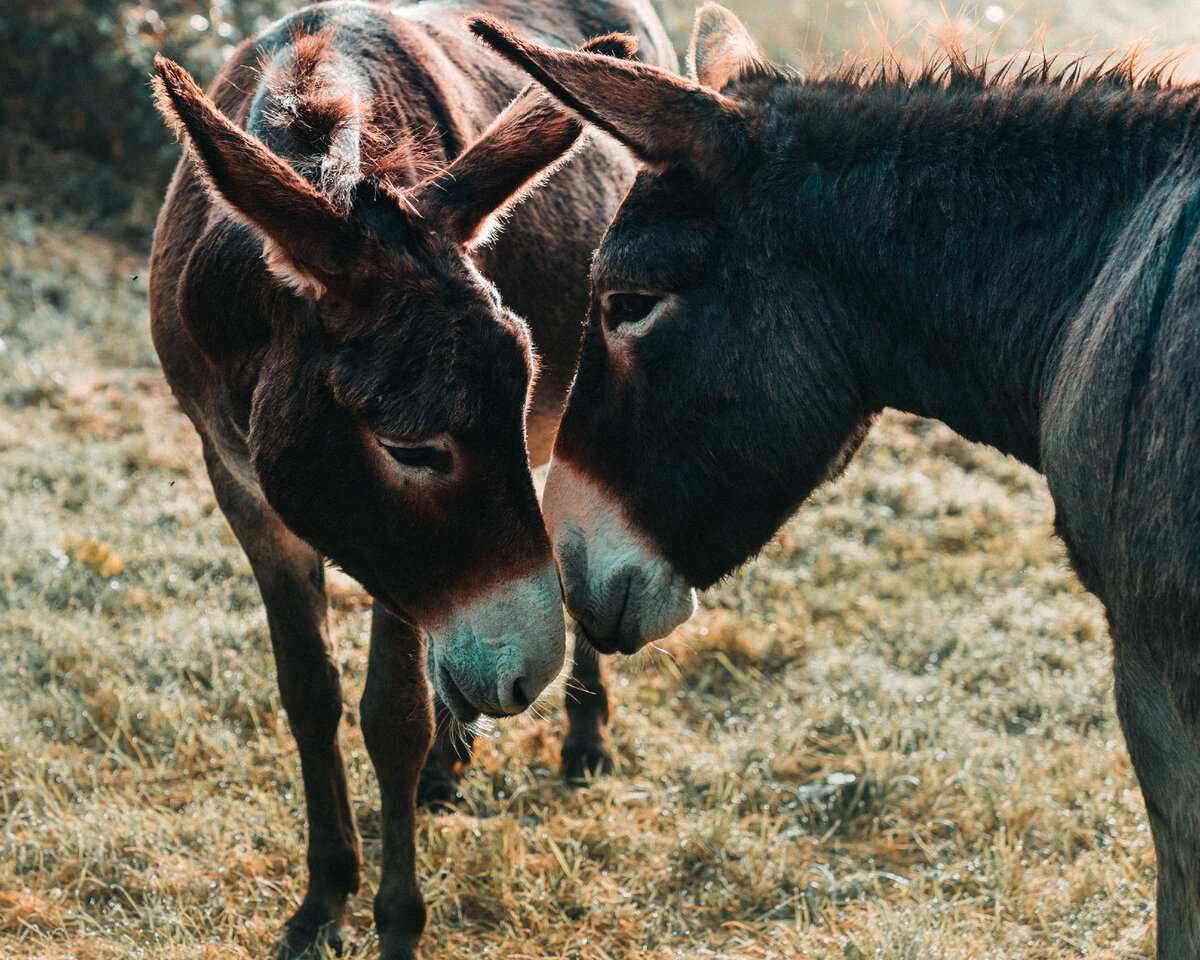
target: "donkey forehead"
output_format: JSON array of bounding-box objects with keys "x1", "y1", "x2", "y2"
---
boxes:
[
  {"x1": 594, "y1": 169, "x2": 721, "y2": 289},
  {"x1": 325, "y1": 246, "x2": 515, "y2": 342},
  {"x1": 335, "y1": 307, "x2": 534, "y2": 415}
]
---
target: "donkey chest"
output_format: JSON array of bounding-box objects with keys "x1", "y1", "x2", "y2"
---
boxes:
[{"x1": 204, "y1": 389, "x2": 263, "y2": 500}]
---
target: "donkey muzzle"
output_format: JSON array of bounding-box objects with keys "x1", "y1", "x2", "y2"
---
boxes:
[
  {"x1": 425, "y1": 561, "x2": 566, "y2": 719},
  {"x1": 543, "y1": 458, "x2": 697, "y2": 654}
]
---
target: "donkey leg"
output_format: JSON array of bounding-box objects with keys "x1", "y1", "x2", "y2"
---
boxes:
[
  {"x1": 202, "y1": 447, "x2": 359, "y2": 957},
  {"x1": 416, "y1": 696, "x2": 475, "y2": 810},
  {"x1": 361, "y1": 605, "x2": 433, "y2": 960},
  {"x1": 561, "y1": 632, "x2": 614, "y2": 786},
  {"x1": 1112, "y1": 624, "x2": 1200, "y2": 960}
]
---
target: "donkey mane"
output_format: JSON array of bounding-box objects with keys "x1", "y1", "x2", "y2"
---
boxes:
[
  {"x1": 724, "y1": 34, "x2": 1200, "y2": 195},
  {"x1": 832, "y1": 39, "x2": 1193, "y2": 92},
  {"x1": 255, "y1": 28, "x2": 438, "y2": 211},
  {"x1": 734, "y1": 36, "x2": 1197, "y2": 98}
]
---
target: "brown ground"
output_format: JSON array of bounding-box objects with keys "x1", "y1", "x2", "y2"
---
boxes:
[{"x1": 0, "y1": 178, "x2": 1149, "y2": 959}]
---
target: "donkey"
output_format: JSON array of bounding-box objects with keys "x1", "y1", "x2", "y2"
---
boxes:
[
  {"x1": 148, "y1": 1, "x2": 673, "y2": 956},
  {"x1": 475, "y1": 5, "x2": 1200, "y2": 956}
]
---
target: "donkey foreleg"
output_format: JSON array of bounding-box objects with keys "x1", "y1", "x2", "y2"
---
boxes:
[
  {"x1": 561, "y1": 631, "x2": 614, "y2": 786},
  {"x1": 361, "y1": 606, "x2": 434, "y2": 960},
  {"x1": 202, "y1": 445, "x2": 360, "y2": 957},
  {"x1": 1113, "y1": 622, "x2": 1200, "y2": 960}
]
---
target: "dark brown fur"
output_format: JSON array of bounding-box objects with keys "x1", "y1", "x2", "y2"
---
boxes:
[
  {"x1": 148, "y1": 2, "x2": 675, "y2": 957},
  {"x1": 478, "y1": 6, "x2": 1200, "y2": 956}
]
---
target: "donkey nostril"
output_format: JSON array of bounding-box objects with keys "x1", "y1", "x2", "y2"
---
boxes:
[{"x1": 510, "y1": 676, "x2": 533, "y2": 712}]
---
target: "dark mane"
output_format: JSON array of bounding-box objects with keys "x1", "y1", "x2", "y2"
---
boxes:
[
  {"x1": 255, "y1": 28, "x2": 437, "y2": 210},
  {"x1": 730, "y1": 34, "x2": 1200, "y2": 185},
  {"x1": 845, "y1": 38, "x2": 1193, "y2": 91},
  {"x1": 735, "y1": 35, "x2": 1197, "y2": 97}
]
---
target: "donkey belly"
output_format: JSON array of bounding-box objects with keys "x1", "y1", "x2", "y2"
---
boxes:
[{"x1": 1042, "y1": 169, "x2": 1200, "y2": 621}]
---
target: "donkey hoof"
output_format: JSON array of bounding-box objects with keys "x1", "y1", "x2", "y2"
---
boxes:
[
  {"x1": 278, "y1": 912, "x2": 350, "y2": 959},
  {"x1": 562, "y1": 740, "x2": 615, "y2": 787},
  {"x1": 379, "y1": 939, "x2": 422, "y2": 960},
  {"x1": 417, "y1": 769, "x2": 464, "y2": 811}
]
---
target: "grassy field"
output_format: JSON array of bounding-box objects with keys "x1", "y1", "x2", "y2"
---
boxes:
[{"x1": 3, "y1": 1, "x2": 1192, "y2": 957}]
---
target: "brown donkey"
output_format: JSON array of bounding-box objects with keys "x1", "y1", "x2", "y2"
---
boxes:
[
  {"x1": 476, "y1": 5, "x2": 1200, "y2": 956},
  {"x1": 148, "y1": 1, "x2": 673, "y2": 956}
]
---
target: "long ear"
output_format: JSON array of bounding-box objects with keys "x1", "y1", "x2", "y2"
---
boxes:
[
  {"x1": 468, "y1": 15, "x2": 747, "y2": 173},
  {"x1": 408, "y1": 33, "x2": 639, "y2": 248},
  {"x1": 687, "y1": 3, "x2": 765, "y2": 91},
  {"x1": 152, "y1": 54, "x2": 364, "y2": 298}
]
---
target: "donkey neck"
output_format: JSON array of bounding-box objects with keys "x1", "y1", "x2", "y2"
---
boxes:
[{"x1": 770, "y1": 77, "x2": 1200, "y2": 467}]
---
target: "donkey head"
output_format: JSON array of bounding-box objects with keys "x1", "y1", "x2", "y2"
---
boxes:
[
  {"x1": 473, "y1": 7, "x2": 872, "y2": 654},
  {"x1": 152, "y1": 37, "x2": 634, "y2": 718}
]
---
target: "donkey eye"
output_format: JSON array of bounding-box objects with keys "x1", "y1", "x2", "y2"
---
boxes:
[
  {"x1": 602, "y1": 292, "x2": 662, "y2": 333},
  {"x1": 379, "y1": 439, "x2": 453, "y2": 475}
]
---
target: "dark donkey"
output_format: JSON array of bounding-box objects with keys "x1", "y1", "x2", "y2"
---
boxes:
[
  {"x1": 148, "y1": 1, "x2": 672, "y2": 956},
  {"x1": 476, "y1": 5, "x2": 1200, "y2": 956}
]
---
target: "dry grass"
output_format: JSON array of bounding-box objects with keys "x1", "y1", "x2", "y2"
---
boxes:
[
  {"x1": 8, "y1": 3, "x2": 1191, "y2": 950},
  {"x1": 0, "y1": 178, "x2": 1155, "y2": 960}
]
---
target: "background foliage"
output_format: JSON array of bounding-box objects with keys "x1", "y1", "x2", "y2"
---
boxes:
[{"x1": 0, "y1": 1, "x2": 292, "y2": 241}]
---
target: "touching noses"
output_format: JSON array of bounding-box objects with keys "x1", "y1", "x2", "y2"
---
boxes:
[
  {"x1": 427, "y1": 560, "x2": 567, "y2": 719},
  {"x1": 543, "y1": 457, "x2": 697, "y2": 655}
]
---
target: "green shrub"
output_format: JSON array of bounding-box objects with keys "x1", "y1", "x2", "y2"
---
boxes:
[{"x1": 0, "y1": 1, "x2": 294, "y2": 242}]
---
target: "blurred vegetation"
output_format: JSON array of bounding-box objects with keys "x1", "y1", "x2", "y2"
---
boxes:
[{"x1": 0, "y1": 1, "x2": 292, "y2": 244}]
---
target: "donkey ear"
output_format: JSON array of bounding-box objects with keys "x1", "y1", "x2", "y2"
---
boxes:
[
  {"x1": 408, "y1": 32, "x2": 639, "y2": 248},
  {"x1": 687, "y1": 3, "x2": 764, "y2": 91},
  {"x1": 152, "y1": 54, "x2": 364, "y2": 299},
  {"x1": 468, "y1": 15, "x2": 747, "y2": 174}
]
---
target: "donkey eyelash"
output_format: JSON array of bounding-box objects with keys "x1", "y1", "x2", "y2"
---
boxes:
[
  {"x1": 380, "y1": 442, "x2": 453, "y2": 474},
  {"x1": 605, "y1": 292, "x2": 660, "y2": 328},
  {"x1": 378, "y1": 438, "x2": 454, "y2": 474},
  {"x1": 601, "y1": 291, "x2": 675, "y2": 337}
]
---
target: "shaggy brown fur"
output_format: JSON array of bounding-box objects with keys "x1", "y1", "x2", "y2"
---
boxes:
[{"x1": 148, "y1": 3, "x2": 675, "y2": 959}]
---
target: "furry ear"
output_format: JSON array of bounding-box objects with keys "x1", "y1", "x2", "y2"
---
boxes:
[
  {"x1": 468, "y1": 15, "x2": 748, "y2": 175},
  {"x1": 409, "y1": 32, "x2": 639, "y2": 248},
  {"x1": 152, "y1": 54, "x2": 365, "y2": 298},
  {"x1": 686, "y1": 3, "x2": 764, "y2": 91}
]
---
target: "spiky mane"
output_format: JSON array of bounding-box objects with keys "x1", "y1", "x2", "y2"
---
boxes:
[
  {"x1": 843, "y1": 38, "x2": 1191, "y2": 91},
  {"x1": 733, "y1": 34, "x2": 1196, "y2": 96}
]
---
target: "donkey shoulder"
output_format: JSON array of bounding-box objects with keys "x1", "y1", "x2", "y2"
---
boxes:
[{"x1": 1042, "y1": 158, "x2": 1200, "y2": 611}]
